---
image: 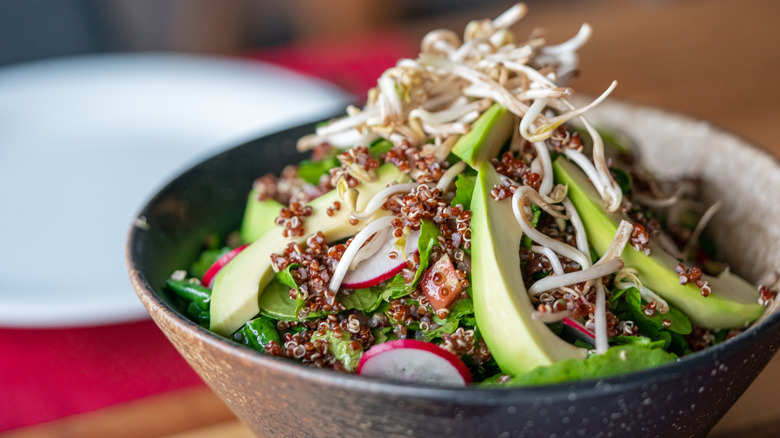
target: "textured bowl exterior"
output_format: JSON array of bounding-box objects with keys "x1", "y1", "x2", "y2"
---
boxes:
[{"x1": 127, "y1": 102, "x2": 780, "y2": 438}]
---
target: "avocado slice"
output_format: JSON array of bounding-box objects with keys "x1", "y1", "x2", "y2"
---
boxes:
[
  {"x1": 239, "y1": 190, "x2": 283, "y2": 243},
  {"x1": 210, "y1": 164, "x2": 410, "y2": 336},
  {"x1": 471, "y1": 161, "x2": 587, "y2": 376},
  {"x1": 553, "y1": 157, "x2": 763, "y2": 329},
  {"x1": 451, "y1": 103, "x2": 516, "y2": 168}
]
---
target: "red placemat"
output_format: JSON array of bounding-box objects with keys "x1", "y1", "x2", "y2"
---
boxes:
[
  {"x1": 248, "y1": 28, "x2": 417, "y2": 97},
  {"x1": 0, "y1": 320, "x2": 203, "y2": 431}
]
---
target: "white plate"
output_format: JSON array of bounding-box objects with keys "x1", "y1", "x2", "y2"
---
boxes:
[{"x1": 0, "y1": 53, "x2": 351, "y2": 327}]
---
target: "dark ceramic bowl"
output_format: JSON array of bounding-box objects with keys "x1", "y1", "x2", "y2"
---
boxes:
[{"x1": 127, "y1": 100, "x2": 780, "y2": 438}]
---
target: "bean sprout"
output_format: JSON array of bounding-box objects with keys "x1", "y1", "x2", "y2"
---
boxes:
[
  {"x1": 512, "y1": 186, "x2": 590, "y2": 268},
  {"x1": 528, "y1": 259, "x2": 623, "y2": 296},
  {"x1": 436, "y1": 161, "x2": 467, "y2": 192},
  {"x1": 329, "y1": 216, "x2": 396, "y2": 292},
  {"x1": 531, "y1": 245, "x2": 565, "y2": 276},
  {"x1": 350, "y1": 183, "x2": 423, "y2": 220}
]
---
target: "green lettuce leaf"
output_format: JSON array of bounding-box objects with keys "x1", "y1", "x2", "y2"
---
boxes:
[
  {"x1": 448, "y1": 297, "x2": 474, "y2": 319},
  {"x1": 311, "y1": 329, "x2": 363, "y2": 372},
  {"x1": 410, "y1": 220, "x2": 441, "y2": 287}
]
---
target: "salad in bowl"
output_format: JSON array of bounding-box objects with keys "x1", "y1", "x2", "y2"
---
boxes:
[{"x1": 162, "y1": 3, "x2": 777, "y2": 387}]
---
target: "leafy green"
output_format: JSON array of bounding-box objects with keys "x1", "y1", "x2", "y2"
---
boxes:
[
  {"x1": 611, "y1": 287, "x2": 692, "y2": 335},
  {"x1": 373, "y1": 326, "x2": 394, "y2": 344},
  {"x1": 416, "y1": 298, "x2": 475, "y2": 342},
  {"x1": 448, "y1": 298, "x2": 474, "y2": 319},
  {"x1": 508, "y1": 345, "x2": 676, "y2": 386},
  {"x1": 311, "y1": 329, "x2": 363, "y2": 372},
  {"x1": 257, "y1": 278, "x2": 298, "y2": 321},
  {"x1": 263, "y1": 267, "x2": 329, "y2": 320},
  {"x1": 368, "y1": 138, "x2": 393, "y2": 159},
  {"x1": 189, "y1": 247, "x2": 229, "y2": 279},
  {"x1": 186, "y1": 301, "x2": 210, "y2": 327},
  {"x1": 609, "y1": 287, "x2": 691, "y2": 356},
  {"x1": 167, "y1": 279, "x2": 211, "y2": 311},
  {"x1": 233, "y1": 316, "x2": 281, "y2": 352},
  {"x1": 451, "y1": 173, "x2": 477, "y2": 209},
  {"x1": 410, "y1": 220, "x2": 441, "y2": 287},
  {"x1": 340, "y1": 287, "x2": 385, "y2": 312},
  {"x1": 521, "y1": 204, "x2": 542, "y2": 249},
  {"x1": 417, "y1": 315, "x2": 459, "y2": 342},
  {"x1": 276, "y1": 264, "x2": 305, "y2": 317},
  {"x1": 297, "y1": 155, "x2": 340, "y2": 185},
  {"x1": 610, "y1": 335, "x2": 666, "y2": 350},
  {"x1": 610, "y1": 167, "x2": 632, "y2": 195},
  {"x1": 377, "y1": 274, "x2": 412, "y2": 300}
]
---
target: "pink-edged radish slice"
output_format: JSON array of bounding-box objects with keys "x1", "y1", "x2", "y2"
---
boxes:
[
  {"x1": 201, "y1": 244, "x2": 249, "y2": 288},
  {"x1": 357, "y1": 339, "x2": 472, "y2": 386},
  {"x1": 341, "y1": 229, "x2": 420, "y2": 289},
  {"x1": 562, "y1": 317, "x2": 596, "y2": 345}
]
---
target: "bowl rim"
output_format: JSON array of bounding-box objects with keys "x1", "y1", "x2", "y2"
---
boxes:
[{"x1": 126, "y1": 98, "x2": 780, "y2": 401}]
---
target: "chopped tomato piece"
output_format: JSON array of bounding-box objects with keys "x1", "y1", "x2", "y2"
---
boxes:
[{"x1": 420, "y1": 254, "x2": 463, "y2": 311}]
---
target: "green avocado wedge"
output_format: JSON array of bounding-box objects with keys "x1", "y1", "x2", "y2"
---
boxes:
[
  {"x1": 240, "y1": 191, "x2": 283, "y2": 243},
  {"x1": 210, "y1": 164, "x2": 410, "y2": 336},
  {"x1": 553, "y1": 157, "x2": 763, "y2": 329},
  {"x1": 451, "y1": 103, "x2": 516, "y2": 168},
  {"x1": 471, "y1": 162, "x2": 587, "y2": 377}
]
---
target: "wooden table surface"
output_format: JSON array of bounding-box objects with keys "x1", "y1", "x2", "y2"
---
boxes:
[{"x1": 5, "y1": 0, "x2": 778, "y2": 437}]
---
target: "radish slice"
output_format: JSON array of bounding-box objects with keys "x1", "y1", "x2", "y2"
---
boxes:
[
  {"x1": 342, "y1": 229, "x2": 420, "y2": 289},
  {"x1": 562, "y1": 317, "x2": 596, "y2": 346},
  {"x1": 202, "y1": 244, "x2": 249, "y2": 288},
  {"x1": 358, "y1": 339, "x2": 472, "y2": 386}
]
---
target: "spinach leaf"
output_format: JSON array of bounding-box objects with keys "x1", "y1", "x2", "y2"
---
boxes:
[
  {"x1": 611, "y1": 287, "x2": 692, "y2": 335},
  {"x1": 451, "y1": 173, "x2": 477, "y2": 209},
  {"x1": 610, "y1": 287, "x2": 691, "y2": 355},
  {"x1": 257, "y1": 277, "x2": 327, "y2": 321},
  {"x1": 295, "y1": 143, "x2": 341, "y2": 185},
  {"x1": 610, "y1": 335, "x2": 666, "y2": 350},
  {"x1": 257, "y1": 278, "x2": 298, "y2": 321},
  {"x1": 297, "y1": 155, "x2": 340, "y2": 185},
  {"x1": 340, "y1": 287, "x2": 385, "y2": 312},
  {"x1": 509, "y1": 345, "x2": 676, "y2": 386}
]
